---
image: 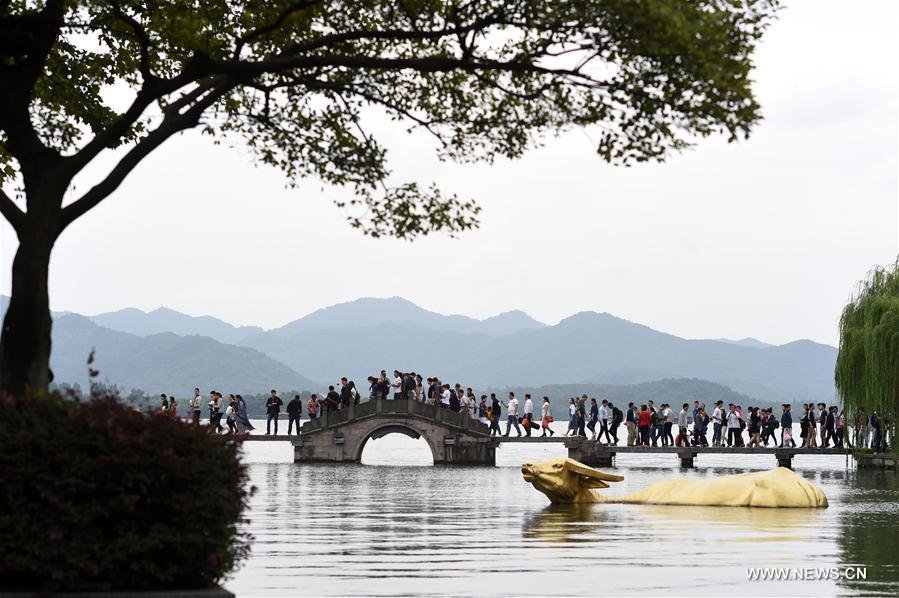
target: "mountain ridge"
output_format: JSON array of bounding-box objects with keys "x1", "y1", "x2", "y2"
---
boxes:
[{"x1": 1, "y1": 295, "x2": 837, "y2": 404}]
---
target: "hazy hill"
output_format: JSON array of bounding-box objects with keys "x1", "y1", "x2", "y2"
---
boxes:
[
  {"x1": 49, "y1": 314, "x2": 317, "y2": 396},
  {"x1": 90, "y1": 306, "x2": 263, "y2": 344},
  {"x1": 265, "y1": 296, "x2": 545, "y2": 338},
  {"x1": 2, "y1": 295, "x2": 837, "y2": 405},
  {"x1": 715, "y1": 337, "x2": 773, "y2": 349},
  {"x1": 239, "y1": 310, "x2": 837, "y2": 404}
]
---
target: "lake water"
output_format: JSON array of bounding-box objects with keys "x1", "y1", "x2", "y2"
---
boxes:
[{"x1": 226, "y1": 421, "x2": 899, "y2": 597}]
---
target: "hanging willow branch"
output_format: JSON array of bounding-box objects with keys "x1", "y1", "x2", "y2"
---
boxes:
[{"x1": 835, "y1": 257, "x2": 899, "y2": 437}]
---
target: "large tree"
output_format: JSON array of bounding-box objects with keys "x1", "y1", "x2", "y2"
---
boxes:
[
  {"x1": 836, "y1": 258, "x2": 899, "y2": 428},
  {"x1": 0, "y1": 0, "x2": 778, "y2": 394}
]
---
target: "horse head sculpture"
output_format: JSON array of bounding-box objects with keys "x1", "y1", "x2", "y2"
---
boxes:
[{"x1": 521, "y1": 457, "x2": 828, "y2": 508}]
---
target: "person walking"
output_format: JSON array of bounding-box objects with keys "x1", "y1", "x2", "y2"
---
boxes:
[
  {"x1": 235, "y1": 394, "x2": 253, "y2": 434},
  {"x1": 780, "y1": 404, "x2": 795, "y2": 447},
  {"x1": 576, "y1": 405, "x2": 587, "y2": 438},
  {"x1": 637, "y1": 405, "x2": 651, "y2": 446},
  {"x1": 693, "y1": 406, "x2": 709, "y2": 446},
  {"x1": 817, "y1": 403, "x2": 829, "y2": 447},
  {"x1": 208, "y1": 392, "x2": 223, "y2": 433},
  {"x1": 324, "y1": 386, "x2": 340, "y2": 412},
  {"x1": 467, "y1": 388, "x2": 478, "y2": 420},
  {"x1": 598, "y1": 399, "x2": 612, "y2": 444},
  {"x1": 523, "y1": 394, "x2": 535, "y2": 437},
  {"x1": 504, "y1": 392, "x2": 521, "y2": 437},
  {"x1": 587, "y1": 398, "x2": 599, "y2": 440},
  {"x1": 190, "y1": 387, "x2": 203, "y2": 425},
  {"x1": 871, "y1": 411, "x2": 883, "y2": 452},
  {"x1": 726, "y1": 404, "x2": 742, "y2": 447},
  {"x1": 661, "y1": 404, "x2": 674, "y2": 447},
  {"x1": 540, "y1": 397, "x2": 555, "y2": 437},
  {"x1": 489, "y1": 393, "x2": 502, "y2": 436},
  {"x1": 609, "y1": 402, "x2": 622, "y2": 445},
  {"x1": 676, "y1": 403, "x2": 690, "y2": 447},
  {"x1": 306, "y1": 394, "x2": 320, "y2": 420},
  {"x1": 266, "y1": 389, "x2": 283, "y2": 435},
  {"x1": 566, "y1": 398, "x2": 577, "y2": 437},
  {"x1": 287, "y1": 394, "x2": 302, "y2": 436},
  {"x1": 855, "y1": 407, "x2": 868, "y2": 448},
  {"x1": 711, "y1": 401, "x2": 724, "y2": 447},
  {"x1": 649, "y1": 404, "x2": 661, "y2": 447},
  {"x1": 225, "y1": 397, "x2": 238, "y2": 434},
  {"x1": 626, "y1": 402, "x2": 637, "y2": 446},
  {"x1": 747, "y1": 407, "x2": 761, "y2": 447},
  {"x1": 836, "y1": 410, "x2": 847, "y2": 448},
  {"x1": 826, "y1": 406, "x2": 837, "y2": 448},
  {"x1": 339, "y1": 378, "x2": 353, "y2": 409}
]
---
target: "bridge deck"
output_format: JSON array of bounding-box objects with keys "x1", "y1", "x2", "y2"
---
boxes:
[{"x1": 241, "y1": 434, "x2": 849, "y2": 455}]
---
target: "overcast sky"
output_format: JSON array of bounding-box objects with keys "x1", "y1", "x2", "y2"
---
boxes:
[{"x1": 1, "y1": 0, "x2": 897, "y2": 347}]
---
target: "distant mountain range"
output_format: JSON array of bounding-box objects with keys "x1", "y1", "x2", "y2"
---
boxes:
[
  {"x1": 48, "y1": 314, "x2": 317, "y2": 396},
  {"x1": 268, "y1": 297, "x2": 546, "y2": 338},
  {"x1": 91, "y1": 306, "x2": 263, "y2": 344},
  {"x1": 0, "y1": 295, "x2": 838, "y2": 404}
]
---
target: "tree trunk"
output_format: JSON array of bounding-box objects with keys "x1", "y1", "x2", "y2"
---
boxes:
[{"x1": 0, "y1": 204, "x2": 57, "y2": 396}]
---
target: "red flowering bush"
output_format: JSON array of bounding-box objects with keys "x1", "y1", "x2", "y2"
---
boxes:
[{"x1": 0, "y1": 392, "x2": 252, "y2": 591}]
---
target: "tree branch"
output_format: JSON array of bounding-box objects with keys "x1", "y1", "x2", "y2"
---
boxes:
[
  {"x1": 65, "y1": 57, "x2": 211, "y2": 176},
  {"x1": 233, "y1": 0, "x2": 323, "y2": 59},
  {"x1": 221, "y1": 52, "x2": 609, "y2": 87},
  {"x1": 58, "y1": 82, "x2": 233, "y2": 231},
  {"x1": 283, "y1": 14, "x2": 509, "y2": 56},
  {"x1": 108, "y1": 0, "x2": 155, "y2": 82},
  {"x1": 0, "y1": 187, "x2": 24, "y2": 234}
]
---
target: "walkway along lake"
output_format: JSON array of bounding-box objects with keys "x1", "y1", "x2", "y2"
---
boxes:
[{"x1": 226, "y1": 419, "x2": 899, "y2": 597}]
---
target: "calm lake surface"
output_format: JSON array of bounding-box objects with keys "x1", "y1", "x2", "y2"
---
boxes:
[{"x1": 226, "y1": 421, "x2": 899, "y2": 597}]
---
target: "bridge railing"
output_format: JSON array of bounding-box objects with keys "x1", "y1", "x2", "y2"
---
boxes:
[{"x1": 301, "y1": 398, "x2": 491, "y2": 435}]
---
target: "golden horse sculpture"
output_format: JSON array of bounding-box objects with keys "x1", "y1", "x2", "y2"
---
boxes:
[{"x1": 521, "y1": 458, "x2": 828, "y2": 508}]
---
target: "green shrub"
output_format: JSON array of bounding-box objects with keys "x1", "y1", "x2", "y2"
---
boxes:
[{"x1": 0, "y1": 392, "x2": 253, "y2": 591}]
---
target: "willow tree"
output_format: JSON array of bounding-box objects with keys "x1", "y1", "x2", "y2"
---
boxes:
[
  {"x1": 836, "y1": 258, "x2": 899, "y2": 429},
  {"x1": 0, "y1": 0, "x2": 778, "y2": 394}
]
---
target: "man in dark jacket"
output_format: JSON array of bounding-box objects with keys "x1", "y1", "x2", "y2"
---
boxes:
[
  {"x1": 339, "y1": 377, "x2": 352, "y2": 408},
  {"x1": 826, "y1": 406, "x2": 837, "y2": 448},
  {"x1": 286, "y1": 394, "x2": 302, "y2": 435},
  {"x1": 871, "y1": 411, "x2": 882, "y2": 452},
  {"x1": 325, "y1": 386, "x2": 340, "y2": 412},
  {"x1": 818, "y1": 403, "x2": 829, "y2": 447},
  {"x1": 780, "y1": 404, "x2": 795, "y2": 447},
  {"x1": 265, "y1": 390, "x2": 283, "y2": 435}
]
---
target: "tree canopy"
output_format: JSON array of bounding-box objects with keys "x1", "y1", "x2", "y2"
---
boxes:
[
  {"x1": 0, "y1": 0, "x2": 779, "y2": 394},
  {"x1": 1, "y1": 0, "x2": 777, "y2": 237},
  {"x1": 836, "y1": 257, "x2": 899, "y2": 422}
]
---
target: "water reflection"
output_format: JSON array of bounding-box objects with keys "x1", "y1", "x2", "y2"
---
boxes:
[
  {"x1": 228, "y1": 434, "x2": 899, "y2": 597},
  {"x1": 837, "y1": 471, "x2": 899, "y2": 596},
  {"x1": 522, "y1": 504, "x2": 615, "y2": 543}
]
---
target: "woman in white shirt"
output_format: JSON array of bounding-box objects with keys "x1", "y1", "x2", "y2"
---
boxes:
[
  {"x1": 541, "y1": 397, "x2": 555, "y2": 437},
  {"x1": 566, "y1": 398, "x2": 577, "y2": 436}
]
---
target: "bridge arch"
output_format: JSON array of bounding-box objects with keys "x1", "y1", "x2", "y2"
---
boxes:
[{"x1": 353, "y1": 421, "x2": 440, "y2": 463}]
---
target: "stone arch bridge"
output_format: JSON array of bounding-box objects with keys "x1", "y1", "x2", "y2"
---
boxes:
[{"x1": 292, "y1": 398, "x2": 498, "y2": 465}]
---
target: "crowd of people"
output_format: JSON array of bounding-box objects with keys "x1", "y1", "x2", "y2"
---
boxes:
[{"x1": 155, "y1": 373, "x2": 893, "y2": 451}]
